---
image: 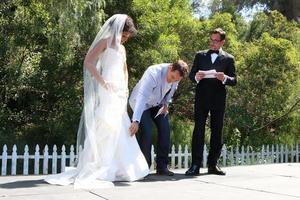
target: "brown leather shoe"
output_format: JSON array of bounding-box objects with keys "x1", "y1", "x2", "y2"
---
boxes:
[
  {"x1": 208, "y1": 165, "x2": 226, "y2": 175},
  {"x1": 156, "y1": 168, "x2": 174, "y2": 176}
]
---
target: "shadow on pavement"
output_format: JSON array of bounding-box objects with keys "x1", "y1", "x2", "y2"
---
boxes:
[
  {"x1": 0, "y1": 173, "x2": 212, "y2": 188},
  {"x1": 136, "y1": 172, "x2": 207, "y2": 183},
  {"x1": 0, "y1": 179, "x2": 47, "y2": 189},
  {"x1": 111, "y1": 172, "x2": 206, "y2": 187}
]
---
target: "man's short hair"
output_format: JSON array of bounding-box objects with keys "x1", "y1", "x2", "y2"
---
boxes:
[
  {"x1": 211, "y1": 28, "x2": 226, "y2": 41},
  {"x1": 171, "y1": 60, "x2": 189, "y2": 77}
]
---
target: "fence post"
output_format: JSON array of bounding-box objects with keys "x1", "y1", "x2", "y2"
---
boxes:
[
  {"x1": 280, "y1": 145, "x2": 284, "y2": 163},
  {"x1": 230, "y1": 146, "x2": 234, "y2": 166},
  {"x1": 271, "y1": 145, "x2": 274, "y2": 163},
  {"x1": 178, "y1": 145, "x2": 182, "y2": 169},
  {"x1": 34, "y1": 145, "x2": 40, "y2": 175},
  {"x1": 246, "y1": 146, "x2": 250, "y2": 165},
  {"x1": 171, "y1": 145, "x2": 175, "y2": 169},
  {"x1": 285, "y1": 145, "x2": 289, "y2": 163},
  {"x1": 241, "y1": 145, "x2": 245, "y2": 165},
  {"x1": 266, "y1": 145, "x2": 270, "y2": 163},
  {"x1": 52, "y1": 145, "x2": 58, "y2": 174},
  {"x1": 23, "y1": 145, "x2": 29, "y2": 175},
  {"x1": 296, "y1": 144, "x2": 299, "y2": 163},
  {"x1": 251, "y1": 149, "x2": 255, "y2": 164},
  {"x1": 256, "y1": 148, "x2": 260, "y2": 164},
  {"x1": 43, "y1": 145, "x2": 49, "y2": 175},
  {"x1": 151, "y1": 145, "x2": 155, "y2": 171},
  {"x1": 291, "y1": 144, "x2": 294, "y2": 163},
  {"x1": 276, "y1": 144, "x2": 279, "y2": 163},
  {"x1": 184, "y1": 145, "x2": 189, "y2": 169},
  {"x1": 203, "y1": 144, "x2": 207, "y2": 168},
  {"x1": 70, "y1": 145, "x2": 75, "y2": 167},
  {"x1": 222, "y1": 144, "x2": 227, "y2": 167},
  {"x1": 261, "y1": 145, "x2": 265, "y2": 164},
  {"x1": 61, "y1": 145, "x2": 66, "y2": 173},
  {"x1": 235, "y1": 146, "x2": 240, "y2": 165},
  {"x1": 1, "y1": 145, "x2": 7, "y2": 176},
  {"x1": 11, "y1": 145, "x2": 17, "y2": 175}
]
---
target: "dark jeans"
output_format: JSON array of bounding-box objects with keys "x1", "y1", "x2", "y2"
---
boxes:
[{"x1": 138, "y1": 106, "x2": 170, "y2": 170}]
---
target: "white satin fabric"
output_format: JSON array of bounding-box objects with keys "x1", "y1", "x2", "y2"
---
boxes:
[{"x1": 45, "y1": 14, "x2": 149, "y2": 189}]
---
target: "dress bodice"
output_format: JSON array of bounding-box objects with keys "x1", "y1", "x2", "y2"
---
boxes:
[
  {"x1": 101, "y1": 48, "x2": 126, "y2": 81},
  {"x1": 98, "y1": 47, "x2": 128, "y2": 98}
]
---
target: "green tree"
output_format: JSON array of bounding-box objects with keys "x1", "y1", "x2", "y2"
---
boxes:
[
  {"x1": 226, "y1": 33, "x2": 300, "y2": 146},
  {"x1": 0, "y1": 0, "x2": 106, "y2": 148},
  {"x1": 245, "y1": 11, "x2": 300, "y2": 45}
]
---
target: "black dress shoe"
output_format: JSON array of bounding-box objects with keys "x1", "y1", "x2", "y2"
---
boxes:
[
  {"x1": 185, "y1": 165, "x2": 200, "y2": 176},
  {"x1": 208, "y1": 166, "x2": 226, "y2": 175},
  {"x1": 156, "y1": 168, "x2": 174, "y2": 176}
]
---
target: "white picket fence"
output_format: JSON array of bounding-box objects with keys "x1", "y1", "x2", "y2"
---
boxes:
[{"x1": 0, "y1": 144, "x2": 299, "y2": 176}]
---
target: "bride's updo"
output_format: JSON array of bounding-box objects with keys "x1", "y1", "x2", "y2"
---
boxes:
[{"x1": 123, "y1": 16, "x2": 137, "y2": 36}]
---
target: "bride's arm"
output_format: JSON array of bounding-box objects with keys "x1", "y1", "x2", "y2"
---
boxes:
[
  {"x1": 122, "y1": 45, "x2": 128, "y2": 84},
  {"x1": 84, "y1": 39, "x2": 107, "y2": 86}
]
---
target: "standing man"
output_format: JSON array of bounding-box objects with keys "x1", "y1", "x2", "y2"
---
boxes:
[
  {"x1": 185, "y1": 28, "x2": 237, "y2": 176},
  {"x1": 129, "y1": 60, "x2": 188, "y2": 176}
]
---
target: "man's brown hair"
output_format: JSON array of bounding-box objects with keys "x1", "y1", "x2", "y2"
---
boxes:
[{"x1": 171, "y1": 60, "x2": 189, "y2": 77}]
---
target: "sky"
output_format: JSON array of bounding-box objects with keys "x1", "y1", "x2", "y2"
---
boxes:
[
  {"x1": 194, "y1": 0, "x2": 267, "y2": 22},
  {"x1": 239, "y1": 3, "x2": 267, "y2": 22}
]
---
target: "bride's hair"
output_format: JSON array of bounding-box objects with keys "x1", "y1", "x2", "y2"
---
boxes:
[{"x1": 123, "y1": 16, "x2": 137, "y2": 35}]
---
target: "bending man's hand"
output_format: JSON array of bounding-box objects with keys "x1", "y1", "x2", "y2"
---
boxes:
[
  {"x1": 129, "y1": 121, "x2": 139, "y2": 136},
  {"x1": 161, "y1": 105, "x2": 169, "y2": 115}
]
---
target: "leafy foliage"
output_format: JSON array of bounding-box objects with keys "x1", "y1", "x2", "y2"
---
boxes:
[
  {"x1": 226, "y1": 33, "x2": 300, "y2": 145},
  {"x1": 1, "y1": 0, "x2": 299, "y2": 149},
  {"x1": 0, "y1": 0, "x2": 106, "y2": 148}
]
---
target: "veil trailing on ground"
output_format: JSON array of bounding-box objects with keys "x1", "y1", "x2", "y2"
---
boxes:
[{"x1": 76, "y1": 14, "x2": 128, "y2": 164}]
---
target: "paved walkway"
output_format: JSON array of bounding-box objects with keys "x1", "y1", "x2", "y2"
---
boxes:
[{"x1": 0, "y1": 163, "x2": 300, "y2": 200}]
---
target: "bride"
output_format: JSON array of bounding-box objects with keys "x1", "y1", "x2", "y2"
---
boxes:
[{"x1": 45, "y1": 14, "x2": 149, "y2": 189}]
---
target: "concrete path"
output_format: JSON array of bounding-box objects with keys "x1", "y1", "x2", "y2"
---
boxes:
[{"x1": 1, "y1": 163, "x2": 300, "y2": 200}]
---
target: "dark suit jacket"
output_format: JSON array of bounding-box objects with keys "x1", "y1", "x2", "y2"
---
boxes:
[{"x1": 189, "y1": 49, "x2": 237, "y2": 110}]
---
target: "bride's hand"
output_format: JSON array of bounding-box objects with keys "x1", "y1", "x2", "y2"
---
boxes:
[{"x1": 102, "y1": 81, "x2": 118, "y2": 92}]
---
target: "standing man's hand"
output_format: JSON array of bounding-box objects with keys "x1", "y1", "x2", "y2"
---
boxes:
[
  {"x1": 195, "y1": 71, "x2": 205, "y2": 81},
  {"x1": 215, "y1": 72, "x2": 225, "y2": 82},
  {"x1": 129, "y1": 121, "x2": 139, "y2": 136}
]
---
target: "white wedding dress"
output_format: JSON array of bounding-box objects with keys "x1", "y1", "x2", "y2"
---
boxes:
[{"x1": 45, "y1": 47, "x2": 149, "y2": 189}]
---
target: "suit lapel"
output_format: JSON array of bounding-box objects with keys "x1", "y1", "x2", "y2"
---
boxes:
[{"x1": 203, "y1": 51, "x2": 213, "y2": 68}]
